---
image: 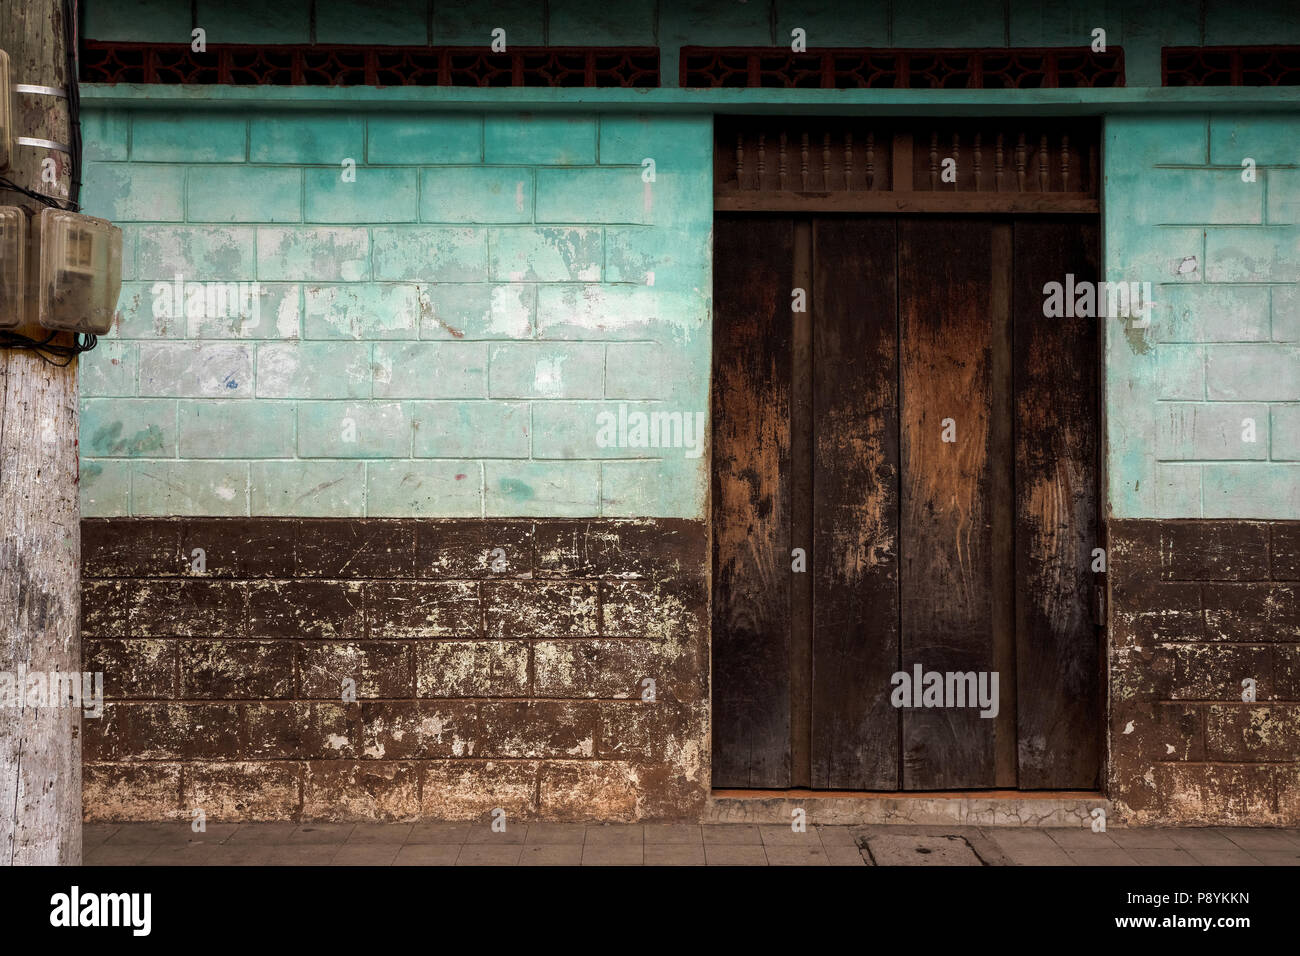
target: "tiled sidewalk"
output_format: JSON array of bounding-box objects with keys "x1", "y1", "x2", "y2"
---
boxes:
[{"x1": 83, "y1": 822, "x2": 1300, "y2": 865}]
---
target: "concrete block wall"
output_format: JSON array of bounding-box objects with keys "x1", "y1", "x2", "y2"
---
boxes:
[
  {"x1": 1109, "y1": 520, "x2": 1300, "y2": 824},
  {"x1": 1104, "y1": 113, "x2": 1300, "y2": 521},
  {"x1": 78, "y1": 110, "x2": 713, "y2": 521},
  {"x1": 1104, "y1": 115, "x2": 1299, "y2": 825},
  {"x1": 81, "y1": 517, "x2": 709, "y2": 822}
]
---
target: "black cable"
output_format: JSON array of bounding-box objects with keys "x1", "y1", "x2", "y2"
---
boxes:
[
  {"x1": 0, "y1": 175, "x2": 76, "y2": 210},
  {"x1": 64, "y1": 0, "x2": 82, "y2": 210},
  {"x1": 0, "y1": 329, "x2": 97, "y2": 366}
]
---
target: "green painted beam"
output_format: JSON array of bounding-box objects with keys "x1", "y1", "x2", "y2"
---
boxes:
[{"x1": 81, "y1": 83, "x2": 1300, "y2": 114}]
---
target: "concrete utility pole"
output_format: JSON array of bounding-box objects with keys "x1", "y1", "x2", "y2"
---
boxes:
[{"x1": 0, "y1": 0, "x2": 82, "y2": 866}]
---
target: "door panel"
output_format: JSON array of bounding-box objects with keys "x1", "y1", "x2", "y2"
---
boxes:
[
  {"x1": 712, "y1": 212, "x2": 1101, "y2": 793},
  {"x1": 1013, "y1": 218, "x2": 1102, "y2": 789},
  {"x1": 897, "y1": 218, "x2": 998, "y2": 790},
  {"x1": 712, "y1": 215, "x2": 795, "y2": 788},
  {"x1": 811, "y1": 218, "x2": 901, "y2": 790}
]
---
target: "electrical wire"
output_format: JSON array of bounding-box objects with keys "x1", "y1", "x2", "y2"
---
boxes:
[
  {"x1": 0, "y1": 329, "x2": 96, "y2": 366},
  {"x1": 64, "y1": 0, "x2": 81, "y2": 210},
  {"x1": 0, "y1": 175, "x2": 76, "y2": 210}
]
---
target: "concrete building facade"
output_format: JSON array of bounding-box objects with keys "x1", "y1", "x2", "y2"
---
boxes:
[{"x1": 75, "y1": 0, "x2": 1300, "y2": 826}]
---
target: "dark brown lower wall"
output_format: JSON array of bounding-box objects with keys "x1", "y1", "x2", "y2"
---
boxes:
[
  {"x1": 83, "y1": 515, "x2": 1299, "y2": 825},
  {"x1": 81, "y1": 517, "x2": 709, "y2": 823},
  {"x1": 1109, "y1": 519, "x2": 1300, "y2": 826}
]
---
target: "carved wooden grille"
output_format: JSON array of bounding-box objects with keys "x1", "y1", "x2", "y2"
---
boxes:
[
  {"x1": 80, "y1": 41, "x2": 661, "y2": 87},
  {"x1": 1163, "y1": 46, "x2": 1300, "y2": 86},
  {"x1": 716, "y1": 118, "x2": 1099, "y2": 213},
  {"x1": 683, "y1": 47, "x2": 1124, "y2": 88},
  {"x1": 720, "y1": 119, "x2": 895, "y2": 193}
]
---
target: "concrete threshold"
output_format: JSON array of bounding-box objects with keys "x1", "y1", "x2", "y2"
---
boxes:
[{"x1": 708, "y1": 789, "x2": 1110, "y2": 827}]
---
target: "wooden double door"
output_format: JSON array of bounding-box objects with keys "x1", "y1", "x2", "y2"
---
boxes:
[{"x1": 712, "y1": 214, "x2": 1102, "y2": 791}]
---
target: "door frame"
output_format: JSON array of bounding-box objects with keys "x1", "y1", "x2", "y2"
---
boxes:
[{"x1": 708, "y1": 114, "x2": 1109, "y2": 795}]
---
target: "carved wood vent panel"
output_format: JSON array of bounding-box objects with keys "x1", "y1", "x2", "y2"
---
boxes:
[
  {"x1": 715, "y1": 118, "x2": 1100, "y2": 214},
  {"x1": 683, "y1": 47, "x2": 1124, "y2": 88},
  {"x1": 80, "y1": 41, "x2": 660, "y2": 88},
  {"x1": 1163, "y1": 45, "x2": 1300, "y2": 86}
]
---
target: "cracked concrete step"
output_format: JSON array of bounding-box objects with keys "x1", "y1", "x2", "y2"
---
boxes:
[{"x1": 708, "y1": 792, "x2": 1109, "y2": 826}]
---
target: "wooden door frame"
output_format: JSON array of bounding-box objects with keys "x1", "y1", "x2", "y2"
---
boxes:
[{"x1": 710, "y1": 115, "x2": 1108, "y2": 793}]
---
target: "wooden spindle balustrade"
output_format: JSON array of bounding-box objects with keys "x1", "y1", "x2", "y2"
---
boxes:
[
  {"x1": 995, "y1": 132, "x2": 1004, "y2": 192},
  {"x1": 1015, "y1": 133, "x2": 1027, "y2": 192},
  {"x1": 715, "y1": 119, "x2": 1098, "y2": 212}
]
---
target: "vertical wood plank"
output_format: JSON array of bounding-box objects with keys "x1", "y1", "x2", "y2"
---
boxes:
[
  {"x1": 711, "y1": 215, "x2": 795, "y2": 788},
  {"x1": 898, "y1": 217, "x2": 997, "y2": 791},
  {"x1": 989, "y1": 222, "x2": 1018, "y2": 789},
  {"x1": 811, "y1": 217, "x2": 901, "y2": 790},
  {"x1": 1013, "y1": 218, "x2": 1102, "y2": 789},
  {"x1": 0, "y1": 0, "x2": 82, "y2": 866},
  {"x1": 789, "y1": 219, "x2": 814, "y2": 789}
]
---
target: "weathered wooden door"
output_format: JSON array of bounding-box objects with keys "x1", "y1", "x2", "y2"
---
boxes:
[{"x1": 712, "y1": 213, "x2": 1101, "y2": 791}]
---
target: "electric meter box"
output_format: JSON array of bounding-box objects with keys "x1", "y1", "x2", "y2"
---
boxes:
[
  {"x1": 32, "y1": 208, "x2": 122, "y2": 334},
  {"x1": 0, "y1": 50, "x2": 10, "y2": 170},
  {"x1": 0, "y1": 206, "x2": 24, "y2": 328}
]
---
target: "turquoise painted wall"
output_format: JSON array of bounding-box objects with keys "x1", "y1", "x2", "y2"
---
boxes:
[
  {"x1": 1104, "y1": 113, "x2": 1299, "y2": 519},
  {"x1": 78, "y1": 111, "x2": 713, "y2": 518},
  {"x1": 76, "y1": 1, "x2": 1300, "y2": 521}
]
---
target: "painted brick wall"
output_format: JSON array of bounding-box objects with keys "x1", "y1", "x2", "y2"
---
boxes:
[
  {"x1": 1109, "y1": 520, "x2": 1300, "y2": 825},
  {"x1": 78, "y1": 110, "x2": 712, "y2": 520},
  {"x1": 1105, "y1": 114, "x2": 1300, "y2": 521},
  {"x1": 81, "y1": 517, "x2": 709, "y2": 822}
]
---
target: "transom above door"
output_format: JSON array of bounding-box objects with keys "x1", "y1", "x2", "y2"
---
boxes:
[{"x1": 714, "y1": 116, "x2": 1101, "y2": 214}]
